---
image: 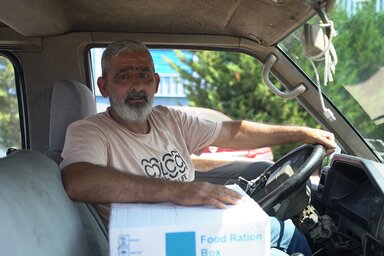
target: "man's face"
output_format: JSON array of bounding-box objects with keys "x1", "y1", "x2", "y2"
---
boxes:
[{"x1": 98, "y1": 50, "x2": 160, "y2": 122}]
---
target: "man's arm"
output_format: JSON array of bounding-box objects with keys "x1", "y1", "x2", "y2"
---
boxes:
[
  {"x1": 62, "y1": 162, "x2": 242, "y2": 208},
  {"x1": 213, "y1": 121, "x2": 336, "y2": 155}
]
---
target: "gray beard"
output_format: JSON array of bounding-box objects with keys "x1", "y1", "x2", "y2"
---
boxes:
[{"x1": 109, "y1": 90, "x2": 153, "y2": 122}]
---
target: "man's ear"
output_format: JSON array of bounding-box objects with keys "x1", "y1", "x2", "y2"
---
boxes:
[
  {"x1": 97, "y1": 77, "x2": 109, "y2": 98},
  {"x1": 154, "y1": 73, "x2": 160, "y2": 93}
]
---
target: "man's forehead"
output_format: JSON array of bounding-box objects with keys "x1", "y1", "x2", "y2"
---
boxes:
[
  {"x1": 112, "y1": 51, "x2": 153, "y2": 69},
  {"x1": 116, "y1": 50, "x2": 150, "y2": 59},
  {"x1": 118, "y1": 65, "x2": 150, "y2": 72}
]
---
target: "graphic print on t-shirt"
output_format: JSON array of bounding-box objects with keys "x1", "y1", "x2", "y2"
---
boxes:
[{"x1": 140, "y1": 149, "x2": 189, "y2": 181}]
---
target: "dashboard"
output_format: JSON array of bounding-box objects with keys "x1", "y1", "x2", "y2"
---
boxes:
[{"x1": 316, "y1": 154, "x2": 384, "y2": 254}]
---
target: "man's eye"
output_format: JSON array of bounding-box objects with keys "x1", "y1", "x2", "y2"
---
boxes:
[
  {"x1": 119, "y1": 74, "x2": 129, "y2": 79},
  {"x1": 116, "y1": 73, "x2": 130, "y2": 81},
  {"x1": 140, "y1": 72, "x2": 152, "y2": 80}
]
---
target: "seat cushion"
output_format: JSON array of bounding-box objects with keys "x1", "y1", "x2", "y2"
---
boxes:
[{"x1": 0, "y1": 150, "x2": 92, "y2": 256}]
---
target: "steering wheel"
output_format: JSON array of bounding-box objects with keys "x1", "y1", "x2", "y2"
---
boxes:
[{"x1": 247, "y1": 144, "x2": 325, "y2": 219}]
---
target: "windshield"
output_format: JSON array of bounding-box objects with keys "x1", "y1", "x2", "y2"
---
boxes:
[{"x1": 279, "y1": 0, "x2": 384, "y2": 161}]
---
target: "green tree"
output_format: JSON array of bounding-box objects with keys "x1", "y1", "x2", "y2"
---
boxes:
[
  {"x1": 168, "y1": 50, "x2": 317, "y2": 158},
  {"x1": 284, "y1": 2, "x2": 384, "y2": 140},
  {"x1": 167, "y1": 0, "x2": 384, "y2": 158},
  {"x1": 319, "y1": 3, "x2": 384, "y2": 138},
  {"x1": 0, "y1": 56, "x2": 21, "y2": 154}
]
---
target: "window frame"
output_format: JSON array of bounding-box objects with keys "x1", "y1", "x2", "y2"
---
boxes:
[{"x1": 0, "y1": 51, "x2": 29, "y2": 151}]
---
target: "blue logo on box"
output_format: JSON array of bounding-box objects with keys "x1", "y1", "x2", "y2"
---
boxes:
[{"x1": 166, "y1": 231, "x2": 196, "y2": 256}]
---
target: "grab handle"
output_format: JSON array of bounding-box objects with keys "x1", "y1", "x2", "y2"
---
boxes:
[{"x1": 262, "y1": 54, "x2": 307, "y2": 99}]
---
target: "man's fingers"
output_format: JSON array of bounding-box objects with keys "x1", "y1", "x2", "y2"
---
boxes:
[
  {"x1": 221, "y1": 187, "x2": 243, "y2": 203},
  {"x1": 318, "y1": 131, "x2": 337, "y2": 156},
  {"x1": 325, "y1": 148, "x2": 336, "y2": 156},
  {"x1": 206, "y1": 185, "x2": 243, "y2": 208},
  {"x1": 306, "y1": 129, "x2": 336, "y2": 153},
  {"x1": 204, "y1": 197, "x2": 227, "y2": 209},
  {"x1": 322, "y1": 131, "x2": 336, "y2": 148},
  {"x1": 205, "y1": 188, "x2": 242, "y2": 208},
  {"x1": 173, "y1": 182, "x2": 243, "y2": 208}
]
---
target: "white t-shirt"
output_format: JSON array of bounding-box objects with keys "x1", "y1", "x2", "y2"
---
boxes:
[
  {"x1": 60, "y1": 105, "x2": 222, "y2": 223},
  {"x1": 61, "y1": 105, "x2": 221, "y2": 180}
]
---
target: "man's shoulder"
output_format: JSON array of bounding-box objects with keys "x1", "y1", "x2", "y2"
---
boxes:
[
  {"x1": 152, "y1": 105, "x2": 184, "y2": 117},
  {"x1": 151, "y1": 105, "x2": 177, "y2": 118},
  {"x1": 69, "y1": 111, "x2": 111, "y2": 129},
  {"x1": 152, "y1": 105, "x2": 171, "y2": 113}
]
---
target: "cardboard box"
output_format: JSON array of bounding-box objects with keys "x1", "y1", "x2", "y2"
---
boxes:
[{"x1": 109, "y1": 185, "x2": 270, "y2": 256}]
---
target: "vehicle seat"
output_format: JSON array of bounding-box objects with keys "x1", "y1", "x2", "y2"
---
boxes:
[
  {"x1": 0, "y1": 150, "x2": 93, "y2": 256},
  {"x1": 46, "y1": 79, "x2": 108, "y2": 256},
  {"x1": 46, "y1": 79, "x2": 97, "y2": 163}
]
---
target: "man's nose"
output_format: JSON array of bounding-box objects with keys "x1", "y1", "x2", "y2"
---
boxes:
[{"x1": 128, "y1": 74, "x2": 144, "y2": 88}]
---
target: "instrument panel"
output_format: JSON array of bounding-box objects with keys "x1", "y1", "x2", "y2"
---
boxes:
[{"x1": 316, "y1": 154, "x2": 384, "y2": 254}]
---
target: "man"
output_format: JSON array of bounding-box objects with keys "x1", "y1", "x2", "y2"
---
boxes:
[{"x1": 61, "y1": 40, "x2": 336, "y2": 256}]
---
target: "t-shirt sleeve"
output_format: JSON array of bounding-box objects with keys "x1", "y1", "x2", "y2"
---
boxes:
[
  {"x1": 60, "y1": 120, "x2": 108, "y2": 169},
  {"x1": 169, "y1": 108, "x2": 222, "y2": 155}
]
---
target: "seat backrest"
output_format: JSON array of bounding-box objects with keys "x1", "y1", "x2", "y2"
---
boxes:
[
  {"x1": 46, "y1": 79, "x2": 97, "y2": 163},
  {"x1": 45, "y1": 79, "x2": 108, "y2": 255},
  {"x1": 0, "y1": 150, "x2": 92, "y2": 256}
]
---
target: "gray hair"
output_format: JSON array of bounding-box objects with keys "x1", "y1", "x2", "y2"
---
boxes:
[{"x1": 101, "y1": 40, "x2": 155, "y2": 77}]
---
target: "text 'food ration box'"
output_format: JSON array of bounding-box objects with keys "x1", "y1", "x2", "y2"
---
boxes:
[{"x1": 109, "y1": 185, "x2": 270, "y2": 256}]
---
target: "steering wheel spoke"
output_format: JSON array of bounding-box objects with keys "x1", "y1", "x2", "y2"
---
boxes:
[{"x1": 247, "y1": 144, "x2": 325, "y2": 219}]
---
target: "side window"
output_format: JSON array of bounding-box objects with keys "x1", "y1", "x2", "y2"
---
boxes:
[
  {"x1": 88, "y1": 47, "x2": 318, "y2": 160},
  {"x1": 0, "y1": 54, "x2": 22, "y2": 156}
]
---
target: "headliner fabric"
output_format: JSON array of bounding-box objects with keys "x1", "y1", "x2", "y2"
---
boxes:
[{"x1": 0, "y1": 0, "x2": 318, "y2": 46}]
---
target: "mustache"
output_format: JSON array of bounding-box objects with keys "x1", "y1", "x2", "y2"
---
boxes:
[{"x1": 123, "y1": 90, "x2": 150, "y2": 104}]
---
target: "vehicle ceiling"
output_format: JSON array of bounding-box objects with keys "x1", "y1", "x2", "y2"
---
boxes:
[{"x1": 0, "y1": 0, "x2": 333, "y2": 46}]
